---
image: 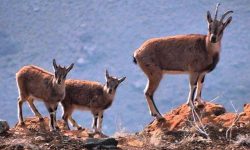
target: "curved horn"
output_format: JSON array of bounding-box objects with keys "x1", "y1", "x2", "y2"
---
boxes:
[
  {"x1": 214, "y1": 3, "x2": 220, "y2": 20},
  {"x1": 220, "y1": 10, "x2": 233, "y2": 22}
]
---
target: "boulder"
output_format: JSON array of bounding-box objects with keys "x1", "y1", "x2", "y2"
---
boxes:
[
  {"x1": 244, "y1": 104, "x2": 250, "y2": 116},
  {"x1": 0, "y1": 120, "x2": 9, "y2": 133},
  {"x1": 84, "y1": 138, "x2": 118, "y2": 149},
  {"x1": 146, "y1": 101, "x2": 226, "y2": 132}
]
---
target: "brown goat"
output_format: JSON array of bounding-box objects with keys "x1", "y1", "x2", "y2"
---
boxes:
[
  {"x1": 61, "y1": 70, "x2": 125, "y2": 133},
  {"x1": 133, "y1": 3, "x2": 233, "y2": 119},
  {"x1": 16, "y1": 59, "x2": 74, "y2": 131}
]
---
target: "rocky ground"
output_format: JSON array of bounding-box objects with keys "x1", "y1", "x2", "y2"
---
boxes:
[{"x1": 0, "y1": 102, "x2": 249, "y2": 150}]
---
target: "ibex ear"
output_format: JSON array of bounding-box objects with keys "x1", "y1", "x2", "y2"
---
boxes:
[
  {"x1": 118, "y1": 77, "x2": 126, "y2": 84},
  {"x1": 105, "y1": 69, "x2": 110, "y2": 81},
  {"x1": 207, "y1": 11, "x2": 213, "y2": 23},
  {"x1": 53, "y1": 59, "x2": 58, "y2": 70},
  {"x1": 223, "y1": 16, "x2": 232, "y2": 29},
  {"x1": 66, "y1": 63, "x2": 74, "y2": 73}
]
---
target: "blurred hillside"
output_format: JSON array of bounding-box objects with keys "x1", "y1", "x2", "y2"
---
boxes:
[
  {"x1": 0, "y1": 0, "x2": 249, "y2": 134},
  {"x1": 0, "y1": 102, "x2": 249, "y2": 149}
]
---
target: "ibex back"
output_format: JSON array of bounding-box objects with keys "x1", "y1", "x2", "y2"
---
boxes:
[{"x1": 133, "y1": 4, "x2": 233, "y2": 119}]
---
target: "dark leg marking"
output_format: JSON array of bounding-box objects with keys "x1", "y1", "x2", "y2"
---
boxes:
[
  {"x1": 198, "y1": 76, "x2": 205, "y2": 98},
  {"x1": 201, "y1": 76, "x2": 205, "y2": 83},
  {"x1": 18, "y1": 98, "x2": 24, "y2": 124},
  {"x1": 62, "y1": 113, "x2": 70, "y2": 130},
  {"x1": 149, "y1": 94, "x2": 161, "y2": 115},
  {"x1": 191, "y1": 86, "x2": 197, "y2": 101},
  {"x1": 94, "y1": 115, "x2": 98, "y2": 128},
  {"x1": 50, "y1": 113, "x2": 54, "y2": 129},
  {"x1": 47, "y1": 107, "x2": 55, "y2": 130}
]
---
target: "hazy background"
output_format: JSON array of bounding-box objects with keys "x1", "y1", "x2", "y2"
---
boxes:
[{"x1": 0, "y1": 0, "x2": 249, "y2": 134}]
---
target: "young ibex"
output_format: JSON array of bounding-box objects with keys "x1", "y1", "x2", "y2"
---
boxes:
[
  {"x1": 16, "y1": 59, "x2": 74, "y2": 131},
  {"x1": 61, "y1": 70, "x2": 126, "y2": 133},
  {"x1": 133, "y1": 3, "x2": 233, "y2": 119}
]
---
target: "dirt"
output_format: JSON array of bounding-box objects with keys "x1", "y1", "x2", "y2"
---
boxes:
[
  {"x1": 0, "y1": 102, "x2": 249, "y2": 150},
  {"x1": 117, "y1": 102, "x2": 250, "y2": 150}
]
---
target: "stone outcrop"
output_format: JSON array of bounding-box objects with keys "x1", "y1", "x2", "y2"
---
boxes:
[
  {"x1": 0, "y1": 102, "x2": 249, "y2": 150},
  {"x1": 0, "y1": 120, "x2": 9, "y2": 134}
]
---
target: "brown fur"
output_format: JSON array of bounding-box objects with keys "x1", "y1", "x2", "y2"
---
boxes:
[
  {"x1": 62, "y1": 79, "x2": 114, "y2": 113},
  {"x1": 134, "y1": 34, "x2": 219, "y2": 73},
  {"x1": 16, "y1": 65, "x2": 65, "y2": 104},
  {"x1": 61, "y1": 70, "x2": 125, "y2": 132},
  {"x1": 16, "y1": 60, "x2": 74, "y2": 131},
  {"x1": 133, "y1": 4, "x2": 232, "y2": 119}
]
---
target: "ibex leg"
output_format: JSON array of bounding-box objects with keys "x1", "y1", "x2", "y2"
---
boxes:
[
  {"x1": 186, "y1": 73, "x2": 199, "y2": 106},
  {"x1": 144, "y1": 74, "x2": 163, "y2": 119}
]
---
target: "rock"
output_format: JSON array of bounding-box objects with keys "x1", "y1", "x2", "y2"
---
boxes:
[
  {"x1": 0, "y1": 120, "x2": 9, "y2": 133},
  {"x1": 203, "y1": 102, "x2": 226, "y2": 116},
  {"x1": 244, "y1": 103, "x2": 250, "y2": 116},
  {"x1": 213, "y1": 112, "x2": 236, "y2": 127},
  {"x1": 25, "y1": 144, "x2": 40, "y2": 150},
  {"x1": 7, "y1": 144, "x2": 24, "y2": 150},
  {"x1": 94, "y1": 145, "x2": 118, "y2": 149},
  {"x1": 84, "y1": 138, "x2": 118, "y2": 149},
  {"x1": 150, "y1": 130, "x2": 163, "y2": 146},
  {"x1": 145, "y1": 102, "x2": 229, "y2": 132},
  {"x1": 34, "y1": 136, "x2": 46, "y2": 142},
  {"x1": 127, "y1": 139, "x2": 144, "y2": 147}
]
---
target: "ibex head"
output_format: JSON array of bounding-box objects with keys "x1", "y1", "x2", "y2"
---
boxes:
[
  {"x1": 207, "y1": 3, "x2": 233, "y2": 43},
  {"x1": 105, "y1": 70, "x2": 126, "y2": 94},
  {"x1": 53, "y1": 59, "x2": 74, "y2": 85}
]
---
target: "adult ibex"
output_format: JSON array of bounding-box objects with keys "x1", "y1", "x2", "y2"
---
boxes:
[
  {"x1": 133, "y1": 4, "x2": 233, "y2": 119},
  {"x1": 16, "y1": 59, "x2": 74, "y2": 131}
]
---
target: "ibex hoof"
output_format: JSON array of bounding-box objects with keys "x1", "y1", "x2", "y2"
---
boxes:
[
  {"x1": 39, "y1": 118, "x2": 44, "y2": 121},
  {"x1": 49, "y1": 126, "x2": 59, "y2": 132},
  {"x1": 55, "y1": 126, "x2": 60, "y2": 130},
  {"x1": 63, "y1": 125, "x2": 70, "y2": 130},
  {"x1": 156, "y1": 116, "x2": 165, "y2": 121},
  {"x1": 18, "y1": 122, "x2": 25, "y2": 127},
  {"x1": 77, "y1": 127, "x2": 83, "y2": 130},
  {"x1": 49, "y1": 128, "x2": 54, "y2": 132},
  {"x1": 151, "y1": 113, "x2": 164, "y2": 121},
  {"x1": 50, "y1": 128, "x2": 58, "y2": 132}
]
